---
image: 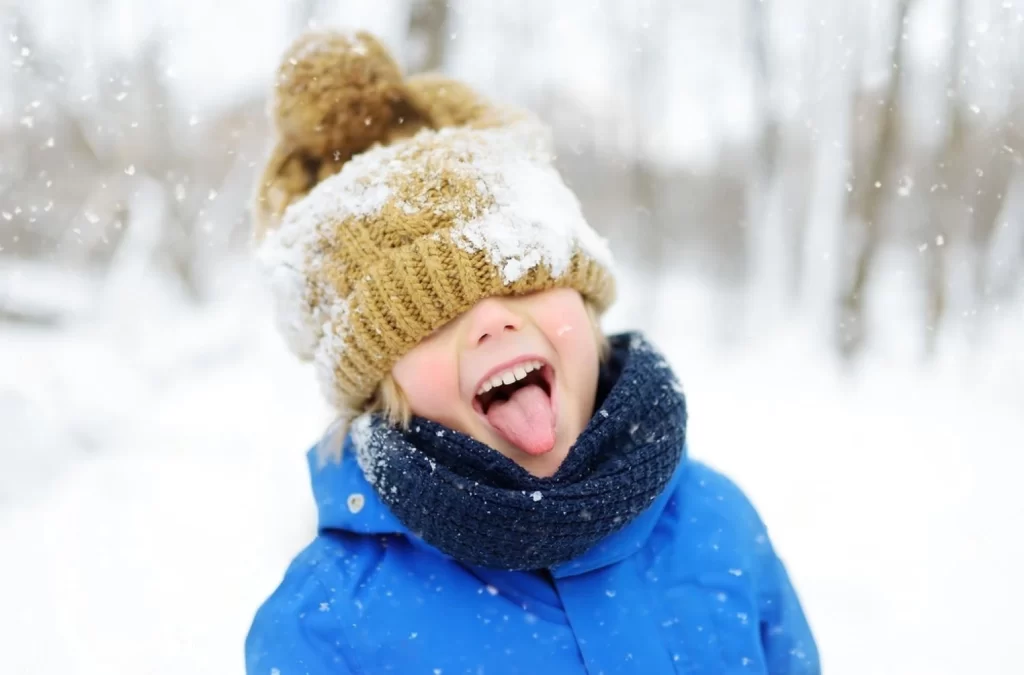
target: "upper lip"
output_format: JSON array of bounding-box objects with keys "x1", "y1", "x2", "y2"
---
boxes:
[{"x1": 473, "y1": 355, "x2": 551, "y2": 398}]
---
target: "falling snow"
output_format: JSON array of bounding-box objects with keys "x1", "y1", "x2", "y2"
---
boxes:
[{"x1": 1, "y1": 5, "x2": 1022, "y2": 675}]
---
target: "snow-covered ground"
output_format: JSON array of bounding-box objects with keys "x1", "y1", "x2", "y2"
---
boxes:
[{"x1": 1, "y1": 258, "x2": 1022, "y2": 675}]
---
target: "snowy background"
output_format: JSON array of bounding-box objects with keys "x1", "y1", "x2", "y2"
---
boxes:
[{"x1": 2, "y1": 1, "x2": 1023, "y2": 674}]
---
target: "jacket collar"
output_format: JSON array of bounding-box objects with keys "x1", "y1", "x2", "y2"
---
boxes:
[{"x1": 309, "y1": 437, "x2": 689, "y2": 577}]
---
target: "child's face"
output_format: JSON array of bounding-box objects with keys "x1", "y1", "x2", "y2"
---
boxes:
[{"x1": 392, "y1": 288, "x2": 600, "y2": 478}]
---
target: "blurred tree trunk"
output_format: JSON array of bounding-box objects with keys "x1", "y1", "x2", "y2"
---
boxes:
[
  {"x1": 837, "y1": 0, "x2": 912, "y2": 357},
  {"x1": 918, "y1": 0, "x2": 967, "y2": 354},
  {"x1": 965, "y1": 7, "x2": 1019, "y2": 310},
  {"x1": 750, "y1": 0, "x2": 779, "y2": 187},
  {"x1": 407, "y1": 0, "x2": 449, "y2": 73},
  {"x1": 136, "y1": 38, "x2": 203, "y2": 300},
  {"x1": 746, "y1": 0, "x2": 776, "y2": 284},
  {"x1": 967, "y1": 137, "x2": 1016, "y2": 299},
  {"x1": 628, "y1": 2, "x2": 666, "y2": 322},
  {"x1": 745, "y1": 0, "x2": 789, "y2": 321},
  {"x1": 920, "y1": 0, "x2": 1018, "y2": 350},
  {"x1": 997, "y1": 50, "x2": 1024, "y2": 302}
]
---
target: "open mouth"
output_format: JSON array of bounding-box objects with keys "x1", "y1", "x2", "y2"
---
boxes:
[
  {"x1": 474, "y1": 359, "x2": 552, "y2": 414},
  {"x1": 473, "y1": 359, "x2": 557, "y2": 456}
]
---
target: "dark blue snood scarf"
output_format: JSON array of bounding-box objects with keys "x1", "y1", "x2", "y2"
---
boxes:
[{"x1": 352, "y1": 333, "x2": 687, "y2": 571}]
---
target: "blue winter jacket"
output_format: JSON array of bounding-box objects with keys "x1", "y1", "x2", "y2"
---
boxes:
[{"x1": 246, "y1": 439, "x2": 819, "y2": 674}]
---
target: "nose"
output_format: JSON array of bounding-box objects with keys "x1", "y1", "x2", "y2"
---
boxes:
[{"x1": 465, "y1": 297, "x2": 522, "y2": 347}]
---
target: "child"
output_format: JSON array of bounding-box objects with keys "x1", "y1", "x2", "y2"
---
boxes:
[{"x1": 247, "y1": 30, "x2": 819, "y2": 675}]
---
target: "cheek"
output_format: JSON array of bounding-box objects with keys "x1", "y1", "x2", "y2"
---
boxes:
[
  {"x1": 530, "y1": 293, "x2": 599, "y2": 382},
  {"x1": 533, "y1": 295, "x2": 594, "y2": 352},
  {"x1": 392, "y1": 348, "x2": 461, "y2": 417},
  {"x1": 558, "y1": 327, "x2": 599, "y2": 395},
  {"x1": 550, "y1": 317, "x2": 591, "y2": 354}
]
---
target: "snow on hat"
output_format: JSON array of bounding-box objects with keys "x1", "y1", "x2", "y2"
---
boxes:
[{"x1": 254, "y1": 30, "x2": 616, "y2": 418}]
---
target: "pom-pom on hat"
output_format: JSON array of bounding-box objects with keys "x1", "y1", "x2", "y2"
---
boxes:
[{"x1": 254, "y1": 30, "x2": 616, "y2": 420}]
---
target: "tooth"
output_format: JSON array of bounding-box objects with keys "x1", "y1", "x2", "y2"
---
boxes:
[
  {"x1": 513, "y1": 366, "x2": 527, "y2": 380},
  {"x1": 479, "y1": 381, "x2": 492, "y2": 395},
  {"x1": 490, "y1": 375, "x2": 505, "y2": 389},
  {"x1": 501, "y1": 371, "x2": 516, "y2": 385},
  {"x1": 524, "y1": 362, "x2": 536, "y2": 374}
]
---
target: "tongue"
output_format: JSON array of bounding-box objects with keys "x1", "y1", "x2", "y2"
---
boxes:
[{"x1": 486, "y1": 384, "x2": 556, "y2": 456}]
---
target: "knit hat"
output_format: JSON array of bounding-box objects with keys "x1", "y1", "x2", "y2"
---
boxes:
[{"x1": 254, "y1": 30, "x2": 616, "y2": 419}]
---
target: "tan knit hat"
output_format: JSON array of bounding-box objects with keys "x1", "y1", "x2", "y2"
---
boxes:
[{"x1": 254, "y1": 30, "x2": 616, "y2": 418}]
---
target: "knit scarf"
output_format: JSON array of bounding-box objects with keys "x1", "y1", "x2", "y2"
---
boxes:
[{"x1": 351, "y1": 333, "x2": 687, "y2": 571}]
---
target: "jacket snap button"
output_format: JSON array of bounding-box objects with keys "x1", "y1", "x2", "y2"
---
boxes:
[{"x1": 347, "y1": 493, "x2": 365, "y2": 514}]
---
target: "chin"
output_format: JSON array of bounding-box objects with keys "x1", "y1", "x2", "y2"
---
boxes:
[{"x1": 517, "y1": 447, "x2": 569, "y2": 478}]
